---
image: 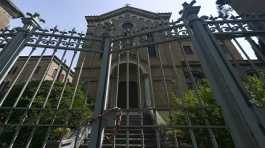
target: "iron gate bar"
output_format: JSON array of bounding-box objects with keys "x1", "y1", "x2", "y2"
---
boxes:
[
  {"x1": 128, "y1": 46, "x2": 131, "y2": 147},
  {"x1": 25, "y1": 44, "x2": 102, "y2": 53},
  {"x1": 232, "y1": 38, "x2": 265, "y2": 82},
  {"x1": 18, "y1": 28, "x2": 79, "y2": 147},
  {"x1": 157, "y1": 44, "x2": 171, "y2": 112},
  {"x1": 145, "y1": 46, "x2": 162, "y2": 148},
  {"x1": 41, "y1": 52, "x2": 68, "y2": 148},
  {"x1": 0, "y1": 48, "x2": 36, "y2": 106},
  {"x1": 89, "y1": 36, "x2": 112, "y2": 148},
  {"x1": 246, "y1": 37, "x2": 265, "y2": 63},
  {"x1": 110, "y1": 36, "x2": 192, "y2": 54},
  {"x1": 0, "y1": 13, "x2": 43, "y2": 85},
  {"x1": 232, "y1": 37, "x2": 265, "y2": 127},
  {"x1": 45, "y1": 12, "x2": 265, "y2": 58},
  {"x1": 0, "y1": 50, "x2": 36, "y2": 141},
  {"x1": 0, "y1": 14, "x2": 104, "y2": 148},
  {"x1": 0, "y1": 29, "x2": 17, "y2": 50},
  {"x1": 114, "y1": 43, "x2": 121, "y2": 108},
  {"x1": 40, "y1": 29, "x2": 78, "y2": 148},
  {"x1": 5, "y1": 50, "x2": 50, "y2": 148},
  {"x1": 220, "y1": 39, "x2": 242, "y2": 70},
  {"x1": 110, "y1": 31, "x2": 265, "y2": 55},
  {"x1": 110, "y1": 14, "x2": 265, "y2": 53},
  {"x1": 0, "y1": 4, "x2": 265, "y2": 148},
  {"x1": 71, "y1": 56, "x2": 86, "y2": 107},
  {"x1": 25, "y1": 29, "x2": 103, "y2": 53},
  {"x1": 2, "y1": 123, "x2": 226, "y2": 128},
  {"x1": 136, "y1": 48, "x2": 145, "y2": 147},
  {"x1": 180, "y1": 1, "x2": 265, "y2": 148},
  {"x1": 126, "y1": 43, "x2": 129, "y2": 147},
  {"x1": 176, "y1": 41, "x2": 198, "y2": 148},
  {"x1": 28, "y1": 31, "x2": 100, "y2": 40},
  {"x1": 0, "y1": 29, "x2": 51, "y2": 132},
  {"x1": 27, "y1": 51, "x2": 57, "y2": 108},
  {"x1": 179, "y1": 40, "x2": 220, "y2": 148}
]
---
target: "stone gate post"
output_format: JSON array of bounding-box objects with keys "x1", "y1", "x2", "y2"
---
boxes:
[{"x1": 180, "y1": 1, "x2": 265, "y2": 148}]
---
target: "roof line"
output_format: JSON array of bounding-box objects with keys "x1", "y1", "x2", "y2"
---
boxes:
[
  {"x1": 86, "y1": 5, "x2": 171, "y2": 21},
  {"x1": 0, "y1": 0, "x2": 24, "y2": 18},
  {"x1": 18, "y1": 55, "x2": 74, "y2": 74}
]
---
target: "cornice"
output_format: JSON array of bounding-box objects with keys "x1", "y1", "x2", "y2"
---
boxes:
[{"x1": 86, "y1": 6, "x2": 171, "y2": 22}]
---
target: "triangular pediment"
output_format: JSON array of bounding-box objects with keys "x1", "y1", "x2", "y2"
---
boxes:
[{"x1": 86, "y1": 6, "x2": 171, "y2": 22}]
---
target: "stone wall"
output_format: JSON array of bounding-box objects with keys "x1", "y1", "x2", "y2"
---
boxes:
[{"x1": 0, "y1": 7, "x2": 11, "y2": 29}]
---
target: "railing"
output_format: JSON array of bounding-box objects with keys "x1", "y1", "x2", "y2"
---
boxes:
[{"x1": 0, "y1": 2, "x2": 265, "y2": 148}]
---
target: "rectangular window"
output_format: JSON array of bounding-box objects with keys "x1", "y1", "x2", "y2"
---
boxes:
[
  {"x1": 220, "y1": 43, "x2": 232, "y2": 59},
  {"x1": 11, "y1": 66, "x2": 18, "y2": 75},
  {"x1": 0, "y1": 81, "x2": 10, "y2": 92},
  {"x1": 183, "y1": 45, "x2": 193, "y2": 54},
  {"x1": 52, "y1": 69, "x2": 58, "y2": 78},
  {"x1": 148, "y1": 45, "x2": 157, "y2": 57},
  {"x1": 0, "y1": 82, "x2": 5, "y2": 92},
  {"x1": 146, "y1": 33, "x2": 157, "y2": 57},
  {"x1": 58, "y1": 74, "x2": 65, "y2": 81},
  {"x1": 35, "y1": 66, "x2": 41, "y2": 74}
]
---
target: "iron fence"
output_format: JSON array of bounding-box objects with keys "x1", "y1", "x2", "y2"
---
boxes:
[{"x1": 0, "y1": 1, "x2": 265, "y2": 148}]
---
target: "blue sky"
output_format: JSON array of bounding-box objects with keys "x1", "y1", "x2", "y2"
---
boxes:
[
  {"x1": 9, "y1": 0, "x2": 256, "y2": 65},
  {"x1": 11, "y1": 0, "x2": 218, "y2": 32}
]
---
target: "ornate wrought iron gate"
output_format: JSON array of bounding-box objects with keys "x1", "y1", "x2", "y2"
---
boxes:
[{"x1": 0, "y1": 1, "x2": 265, "y2": 148}]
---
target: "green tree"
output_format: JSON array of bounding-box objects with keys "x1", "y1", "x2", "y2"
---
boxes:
[
  {"x1": 169, "y1": 76, "x2": 265, "y2": 147},
  {"x1": 169, "y1": 80, "x2": 233, "y2": 147},
  {"x1": 0, "y1": 80, "x2": 93, "y2": 148},
  {"x1": 243, "y1": 75, "x2": 265, "y2": 107}
]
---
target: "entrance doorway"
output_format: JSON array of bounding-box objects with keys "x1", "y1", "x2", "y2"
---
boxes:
[{"x1": 117, "y1": 81, "x2": 138, "y2": 108}]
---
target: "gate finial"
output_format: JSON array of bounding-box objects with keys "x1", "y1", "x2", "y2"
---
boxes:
[
  {"x1": 22, "y1": 12, "x2": 45, "y2": 30},
  {"x1": 179, "y1": 0, "x2": 201, "y2": 26},
  {"x1": 26, "y1": 12, "x2": 45, "y2": 23},
  {"x1": 50, "y1": 26, "x2": 59, "y2": 32},
  {"x1": 69, "y1": 28, "x2": 77, "y2": 34},
  {"x1": 179, "y1": 0, "x2": 196, "y2": 15}
]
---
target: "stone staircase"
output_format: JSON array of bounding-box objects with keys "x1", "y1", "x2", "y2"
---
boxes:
[
  {"x1": 80, "y1": 112, "x2": 158, "y2": 148},
  {"x1": 54, "y1": 112, "x2": 191, "y2": 148},
  {"x1": 102, "y1": 113, "x2": 157, "y2": 148}
]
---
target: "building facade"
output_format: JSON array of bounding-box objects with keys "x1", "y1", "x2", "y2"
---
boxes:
[
  {"x1": 74, "y1": 6, "x2": 247, "y2": 147},
  {"x1": 0, "y1": 0, "x2": 23, "y2": 29},
  {"x1": 76, "y1": 5, "x2": 242, "y2": 111},
  {"x1": 227, "y1": 0, "x2": 265, "y2": 14},
  {"x1": 0, "y1": 56, "x2": 74, "y2": 93},
  {"x1": 225, "y1": 0, "x2": 265, "y2": 59}
]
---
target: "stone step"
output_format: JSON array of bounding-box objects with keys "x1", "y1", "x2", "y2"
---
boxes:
[{"x1": 82, "y1": 113, "x2": 159, "y2": 147}]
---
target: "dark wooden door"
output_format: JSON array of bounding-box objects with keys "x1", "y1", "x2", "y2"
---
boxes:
[{"x1": 118, "y1": 81, "x2": 138, "y2": 108}]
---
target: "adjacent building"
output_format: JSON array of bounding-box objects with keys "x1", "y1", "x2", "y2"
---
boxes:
[
  {"x1": 0, "y1": 56, "x2": 74, "y2": 93},
  {"x1": 0, "y1": 0, "x2": 23, "y2": 29},
  {"x1": 228, "y1": 0, "x2": 265, "y2": 14},
  {"x1": 225, "y1": 0, "x2": 265, "y2": 57}
]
